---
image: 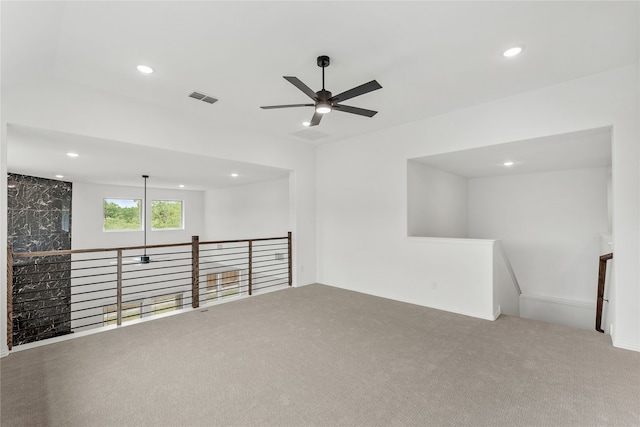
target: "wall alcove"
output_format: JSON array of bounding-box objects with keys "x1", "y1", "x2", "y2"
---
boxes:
[{"x1": 407, "y1": 127, "x2": 612, "y2": 330}]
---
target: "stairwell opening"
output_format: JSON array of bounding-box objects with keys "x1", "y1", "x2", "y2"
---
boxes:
[{"x1": 407, "y1": 126, "x2": 612, "y2": 331}]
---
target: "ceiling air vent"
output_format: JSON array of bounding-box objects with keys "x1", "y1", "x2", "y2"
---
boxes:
[{"x1": 189, "y1": 91, "x2": 218, "y2": 104}]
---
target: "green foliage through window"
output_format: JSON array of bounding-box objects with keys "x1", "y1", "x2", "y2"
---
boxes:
[
  {"x1": 103, "y1": 199, "x2": 141, "y2": 231},
  {"x1": 152, "y1": 200, "x2": 183, "y2": 230}
]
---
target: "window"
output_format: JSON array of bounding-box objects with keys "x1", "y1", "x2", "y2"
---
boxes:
[
  {"x1": 103, "y1": 302, "x2": 142, "y2": 326},
  {"x1": 151, "y1": 294, "x2": 183, "y2": 315},
  {"x1": 151, "y1": 200, "x2": 183, "y2": 230},
  {"x1": 103, "y1": 199, "x2": 142, "y2": 231},
  {"x1": 207, "y1": 271, "x2": 240, "y2": 300}
]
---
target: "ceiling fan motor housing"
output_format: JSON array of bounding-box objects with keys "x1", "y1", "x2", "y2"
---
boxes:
[
  {"x1": 317, "y1": 55, "x2": 330, "y2": 67},
  {"x1": 316, "y1": 89, "x2": 332, "y2": 101}
]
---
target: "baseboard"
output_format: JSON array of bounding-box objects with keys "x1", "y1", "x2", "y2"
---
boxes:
[
  {"x1": 520, "y1": 293, "x2": 595, "y2": 331},
  {"x1": 426, "y1": 302, "x2": 497, "y2": 322},
  {"x1": 523, "y1": 293, "x2": 592, "y2": 307},
  {"x1": 612, "y1": 338, "x2": 640, "y2": 352},
  {"x1": 319, "y1": 283, "x2": 497, "y2": 321},
  {"x1": 1, "y1": 347, "x2": 9, "y2": 358}
]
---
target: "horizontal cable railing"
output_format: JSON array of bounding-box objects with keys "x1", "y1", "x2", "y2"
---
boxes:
[{"x1": 6, "y1": 233, "x2": 292, "y2": 350}]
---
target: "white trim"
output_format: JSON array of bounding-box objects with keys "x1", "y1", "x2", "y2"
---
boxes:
[
  {"x1": 405, "y1": 236, "x2": 496, "y2": 246},
  {"x1": 319, "y1": 283, "x2": 497, "y2": 321},
  {"x1": 493, "y1": 305, "x2": 502, "y2": 321},
  {"x1": 102, "y1": 197, "x2": 143, "y2": 232},
  {"x1": 612, "y1": 340, "x2": 640, "y2": 352},
  {"x1": 250, "y1": 283, "x2": 290, "y2": 296},
  {"x1": 150, "y1": 199, "x2": 185, "y2": 231},
  {"x1": 519, "y1": 293, "x2": 596, "y2": 331},
  {"x1": 520, "y1": 293, "x2": 594, "y2": 309},
  {"x1": 12, "y1": 324, "x2": 119, "y2": 353}
]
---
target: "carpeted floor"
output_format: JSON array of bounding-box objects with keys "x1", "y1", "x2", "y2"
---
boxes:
[{"x1": 1, "y1": 284, "x2": 639, "y2": 426}]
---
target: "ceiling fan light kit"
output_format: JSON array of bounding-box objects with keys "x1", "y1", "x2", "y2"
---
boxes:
[
  {"x1": 315, "y1": 101, "x2": 332, "y2": 114},
  {"x1": 261, "y1": 55, "x2": 382, "y2": 126}
]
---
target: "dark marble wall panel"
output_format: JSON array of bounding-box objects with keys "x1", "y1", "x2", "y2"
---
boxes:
[{"x1": 7, "y1": 173, "x2": 73, "y2": 345}]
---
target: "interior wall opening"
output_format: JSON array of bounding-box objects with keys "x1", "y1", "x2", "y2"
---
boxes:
[{"x1": 407, "y1": 127, "x2": 613, "y2": 331}]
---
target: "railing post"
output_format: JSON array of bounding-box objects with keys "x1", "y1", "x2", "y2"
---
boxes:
[
  {"x1": 248, "y1": 241, "x2": 253, "y2": 296},
  {"x1": 596, "y1": 253, "x2": 613, "y2": 333},
  {"x1": 116, "y1": 249, "x2": 123, "y2": 326},
  {"x1": 287, "y1": 232, "x2": 292, "y2": 287},
  {"x1": 192, "y1": 236, "x2": 200, "y2": 308},
  {"x1": 7, "y1": 244, "x2": 13, "y2": 350}
]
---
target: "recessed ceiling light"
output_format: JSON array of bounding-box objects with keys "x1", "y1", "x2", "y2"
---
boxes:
[
  {"x1": 136, "y1": 65, "x2": 154, "y2": 74},
  {"x1": 231, "y1": 173, "x2": 239, "y2": 178},
  {"x1": 302, "y1": 121, "x2": 311, "y2": 127},
  {"x1": 503, "y1": 47, "x2": 523, "y2": 58},
  {"x1": 55, "y1": 174, "x2": 64, "y2": 178},
  {"x1": 503, "y1": 161, "x2": 514, "y2": 166},
  {"x1": 66, "y1": 152, "x2": 79, "y2": 158},
  {"x1": 179, "y1": 184, "x2": 185, "y2": 188}
]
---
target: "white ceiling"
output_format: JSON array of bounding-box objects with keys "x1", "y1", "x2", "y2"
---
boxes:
[
  {"x1": 7, "y1": 125, "x2": 290, "y2": 190},
  {"x1": 2, "y1": 1, "x2": 637, "y2": 188},
  {"x1": 411, "y1": 127, "x2": 612, "y2": 178}
]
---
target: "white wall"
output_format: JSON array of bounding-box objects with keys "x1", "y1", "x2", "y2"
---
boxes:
[
  {"x1": 0, "y1": 120, "x2": 7, "y2": 357},
  {"x1": 204, "y1": 177, "x2": 289, "y2": 241},
  {"x1": 317, "y1": 64, "x2": 639, "y2": 351},
  {"x1": 73, "y1": 182, "x2": 204, "y2": 249},
  {"x1": 468, "y1": 168, "x2": 608, "y2": 305},
  {"x1": 519, "y1": 294, "x2": 595, "y2": 331},
  {"x1": 407, "y1": 161, "x2": 468, "y2": 238}
]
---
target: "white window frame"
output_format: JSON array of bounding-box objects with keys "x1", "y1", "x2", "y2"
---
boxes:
[
  {"x1": 151, "y1": 199, "x2": 184, "y2": 231},
  {"x1": 102, "y1": 198, "x2": 142, "y2": 232}
]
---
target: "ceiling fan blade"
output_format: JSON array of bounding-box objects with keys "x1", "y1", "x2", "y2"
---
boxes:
[
  {"x1": 330, "y1": 80, "x2": 382, "y2": 104},
  {"x1": 332, "y1": 104, "x2": 378, "y2": 117},
  {"x1": 309, "y1": 111, "x2": 323, "y2": 126},
  {"x1": 283, "y1": 76, "x2": 318, "y2": 100},
  {"x1": 260, "y1": 103, "x2": 314, "y2": 109}
]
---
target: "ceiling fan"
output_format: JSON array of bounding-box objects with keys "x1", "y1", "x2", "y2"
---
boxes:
[{"x1": 260, "y1": 55, "x2": 382, "y2": 126}]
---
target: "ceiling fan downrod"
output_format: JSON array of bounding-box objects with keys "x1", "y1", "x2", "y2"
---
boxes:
[
  {"x1": 317, "y1": 55, "x2": 330, "y2": 91},
  {"x1": 141, "y1": 174, "x2": 150, "y2": 264}
]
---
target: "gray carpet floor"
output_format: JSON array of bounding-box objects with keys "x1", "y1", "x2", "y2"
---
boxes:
[{"x1": 1, "y1": 284, "x2": 639, "y2": 427}]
